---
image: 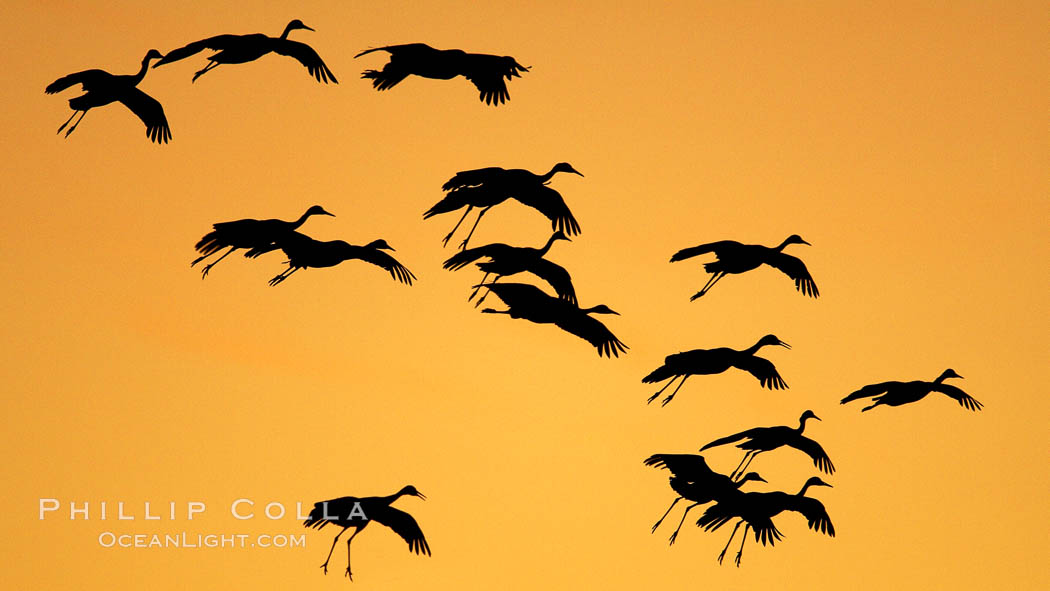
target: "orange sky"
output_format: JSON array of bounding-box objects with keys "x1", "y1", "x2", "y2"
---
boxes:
[{"x1": 3, "y1": 1, "x2": 1048, "y2": 589}]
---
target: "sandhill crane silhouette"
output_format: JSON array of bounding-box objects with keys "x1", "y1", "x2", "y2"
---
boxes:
[
  {"x1": 697, "y1": 476, "x2": 834, "y2": 566},
  {"x1": 263, "y1": 231, "x2": 415, "y2": 286},
  {"x1": 442, "y1": 162, "x2": 583, "y2": 192},
  {"x1": 478, "y1": 282, "x2": 627, "y2": 358},
  {"x1": 443, "y1": 231, "x2": 576, "y2": 305},
  {"x1": 644, "y1": 454, "x2": 766, "y2": 545},
  {"x1": 46, "y1": 49, "x2": 171, "y2": 143},
  {"x1": 304, "y1": 486, "x2": 430, "y2": 581},
  {"x1": 153, "y1": 19, "x2": 337, "y2": 83},
  {"x1": 191, "y1": 205, "x2": 334, "y2": 278},
  {"x1": 841, "y1": 368, "x2": 982, "y2": 412},
  {"x1": 671, "y1": 235, "x2": 818, "y2": 300},
  {"x1": 643, "y1": 335, "x2": 791, "y2": 406},
  {"x1": 354, "y1": 43, "x2": 528, "y2": 105},
  {"x1": 700, "y1": 410, "x2": 835, "y2": 479}
]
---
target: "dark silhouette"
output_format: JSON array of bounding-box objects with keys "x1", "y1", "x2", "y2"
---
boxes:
[
  {"x1": 700, "y1": 410, "x2": 835, "y2": 479},
  {"x1": 191, "y1": 205, "x2": 334, "y2": 278},
  {"x1": 263, "y1": 231, "x2": 415, "y2": 286},
  {"x1": 697, "y1": 477, "x2": 834, "y2": 566},
  {"x1": 841, "y1": 369, "x2": 982, "y2": 412},
  {"x1": 443, "y1": 231, "x2": 576, "y2": 305},
  {"x1": 670, "y1": 235, "x2": 818, "y2": 300},
  {"x1": 354, "y1": 43, "x2": 528, "y2": 105},
  {"x1": 441, "y1": 162, "x2": 583, "y2": 192},
  {"x1": 153, "y1": 19, "x2": 337, "y2": 83},
  {"x1": 643, "y1": 335, "x2": 791, "y2": 406},
  {"x1": 46, "y1": 49, "x2": 171, "y2": 143},
  {"x1": 644, "y1": 454, "x2": 766, "y2": 544},
  {"x1": 478, "y1": 282, "x2": 627, "y2": 357},
  {"x1": 304, "y1": 486, "x2": 430, "y2": 581}
]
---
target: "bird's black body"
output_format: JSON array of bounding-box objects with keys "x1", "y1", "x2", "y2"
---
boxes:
[
  {"x1": 265, "y1": 231, "x2": 415, "y2": 286},
  {"x1": 154, "y1": 19, "x2": 337, "y2": 83},
  {"x1": 671, "y1": 234, "x2": 818, "y2": 300},
  {"x1": 479, "y1": 282, "x2": 626, "y2": 358},
  {"x1": 443, "y1": 231, "x2": 576, "y2": 305},
  {"x1": 643, "y1": 335, "x2": 791, "y2": 406},
  {"x1": 304, "y1": 486, "x2": 429, "y2": 580},
  {"x1": 841, "y1": 369, "x2": 982, "y2": 412},
  {"x1": 700, "y1": 410, "x2": 835, "y2": 477},
  {"x1": 46, "y1": 50, "x2": 171, "y2": 143},
  {"x1": 355, "y1": 43, "x2": 528, "y2": 105}
]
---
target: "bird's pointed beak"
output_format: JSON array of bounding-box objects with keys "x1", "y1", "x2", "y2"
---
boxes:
[
  {"x1": 812, "y1": 414, "x2": 822, "y2": 421},
  {"x1": 801, "y1": 239, "x2": 812, "y2": 246},
  {"x1": 778, "y1": 340, "x2": 791, "y2": 349},
  {"x1": 303, "y1": 24, "x2": 316, "y2": 32},
  {"x1": 572, "y1": 169, "x2": 584, "y2": 177},
  {"x1": 324, "y1": 211, "x2": 335, "y2": 217},
  {"x1": 756, "y1": 476, "x2": 768, "y2": 483},
  {"x1": 416, "y1": 491, "x2": 426, "y2": 500}
]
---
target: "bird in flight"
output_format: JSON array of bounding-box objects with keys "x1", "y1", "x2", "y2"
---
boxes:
[
  {"x1": 153, "y1": 19, "x2": 337, "y2": 83},
  {"x1": 841, "y1": 368, "x2": 982, "y2": 412},
  {"x1": 355, "y1": 43, "x2": 528, "y2": 105},
  {"x1": 670, "y1": 234, "x2": 818, "y2": 300},
  {"x1": 700, "y1": 410, "x2": 835, "y2": 479},
  {"x1": 304, "y1": 486, "x2": 430, "y2": 581},
  {"x1": 264, "y1": 231, "x2": 415, "y2": 286},
  {"x1": 443, "y1": 231, "x2": 576, "y2": 305},
  {"x1": 46, "y1": 49, "x2": 171, "y2": 143}
]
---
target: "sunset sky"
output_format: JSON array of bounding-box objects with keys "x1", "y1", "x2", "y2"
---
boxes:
[{"x1": 3, "y1": 1, "x2": 1047, "y2": 589}]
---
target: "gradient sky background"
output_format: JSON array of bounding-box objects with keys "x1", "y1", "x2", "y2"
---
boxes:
[{"x1": 3, "y1": 1, "x2": 1047, "y2": 589}]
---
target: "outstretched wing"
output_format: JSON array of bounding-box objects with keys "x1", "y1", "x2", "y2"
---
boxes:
[
  {"x1": 154, "y1": 35, "x2": 243, "y2": 66},
  {"x1": 117, "y1": 87, "x2": 171, "y2": 143},
  {"x1": 442, "y1": 243, "x2": 510, "y2": 271},
  {"x1": 784, "y1": 496, "x2": 835, "y2": 537},
  {"x1": 526, "y1": 257, "x2": 577, "y2": 304},
  {"x1": 933, "y1": 384, "x2": 983, "y2": 411},
  {"x1": 766, "y1": 252, "x2": 819, "y2": 297},
  {"x1": 669, "y1": 240, "x2": 740, "y2": 263},
  {"x1": 513, "y1": 184, "x2": 580, "y2": 236},
  {"x1": 840, "y1": 381, "x2": 896, "y2": 405},
  {"x1": 353, "y1": 247, "x2": 416, "y2": 285},
  {"x1": 441, "y1": 167, "x2": 508, "y2": 191},
  {"x1": 735, "y1": 357, "x2": 788, "y2": 390},
  {"x1": 355, "y1": 44, "x2": 435, "y2": 91},
  {"x1": 274, "y1": 40, "x2": 338, "y2": 83},
  {"x1": 369, "y1": 506, "x2": 431, "y2": 556},
  {"x1": 791, "y1": 437, "x2": 835, "y2": 475},
  {"x1": 700, "y1": 428, "x2": 760, "y2": 452},
  {"x1": 644, "y1": 453, "x2": 716, "y2": 480},
  {"x1": 462, "y1": 53, "x2": 528, "y2": 105},
  {"x1": 554, "y1": 309, "x2": 627, "y2": 358},
  {"x1": 45, "y1": 69, "x2": 110, "y2": 94}
]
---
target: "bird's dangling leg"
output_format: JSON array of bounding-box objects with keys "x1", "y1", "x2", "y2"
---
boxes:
[
  {"x1": 459, "y1": 207, "x2": 491, "y2": 250},
  {"x1": 717, "y1": 520, "x2": 743, "y2": 564},
  {"x1": 64, "y1": 111, "x2": 88, "y2": 137},
  {"x1": 320, "y1": 527, "x2": 347, "y2": 575},
  {"x1": 661, "y1": 375, "x2": 690, "y2": 407},
  {"x1": 199, "y1": 247, "x2": 236, "y2": 279},
  {"x1": 734, "y1": 523, "x2": 750, "y2": 567},
  {"x1": 468, "y1": 273, "x2": 491, "y2": 301},
  {"x1": 191, "y1": 61, "x2": 220, "y2": 83},
  {"x1": 729, "y1": 451, "x2": 755, "y2": 481},
  {"x1": 268, "y1": 267, "x2": 298, "y2": 286},
  {"x1": 56, "y1": 110, "x2": 80, "y2": 135},
  {"x1": 691, "y1": 272, "x2": 726, "y2": 301},
  {"x1": 733, "y1": 451, "x2": 762, "y2": 480},
  {"x1": 473, "y1": 275, "x2": 501, "y2": 307},
  {"x1": 441, "y1": 206, "x2": 473, "y2": 248},
  {"x1": 652, "y1": 497, "x2": 682, "y2": 533},
  {"x1": 344, "y1": 529, "x2": 361, "y2": 581},
  {"x1": 668, "y1": 502, "x2": 700, "y2": 545},
  {"x1": 647, "y1": 376, "x2": 681, "y2": 404}
]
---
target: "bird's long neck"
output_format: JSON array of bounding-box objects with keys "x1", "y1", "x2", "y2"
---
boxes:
[
  {"x1": 379, "y1": 489, "x2": 407, "y2": 504},
  {"x1": 774, "y1": 237, "x2": 793, "y2": 252},
  {"x1": 796, "y1": 482, "x2": 815, "y2": 497},
  {"x1": 279, "y1": 23, "x2": 295, "y2": 39},
  {"x1": 132, "y1": 55, "x2": 153, "y2": 85},
  {"x1": 537, "y1": 234, "x2": 559, "y2": 256},
  {"x1": 797, "y1": 415, "x2": 811, "y2": 433},
  {"x1": 744, "y1": 340, "x2": 766, "y2": 355},
  {"x1": 290, "y1": 210, "x2": 315, "y2": 230},
  {"x1": 538, "y1": 166, "x2": 560, "y2": 184},
  {"x1": 933, "y1": 371, "x2": 953, "y2": 384}
]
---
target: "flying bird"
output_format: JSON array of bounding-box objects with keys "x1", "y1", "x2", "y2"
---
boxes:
[
  {"x1": 644, "y1": 453, "x2": 766, "y2": 544},
  {"x1": 46, "y1": 49, "x2": 171, "y2": 143},
  {"x1": 153, "y1": 19, "x2": 337, "y2": 83},
  {"x1": 264, "y1": 231, "x2": 415, "y2": 286},
  {"x1": 697, "y1": 477, "x2": 835, "y2": 566},
  {"x1": 478, "y1": 283, "x2": 627, "y2": 358},
  {"x1": 304, "y1": 486, "x2": 430, "y2": 581},
  {"x1": 700, "y1": 410, "x2": 835, "y2": 479},
  {"x1": 670, "y1": 235, "x2": 818, "y2": 300},
  {"x1": 441, "y1": 162, "x2": 583, "y2": 192},
  {"x1": 443, "y1": 231, "x2": 576, "y2": 305},
  {"x1": 354, "y1": 43, "x2": 528, "y2": 105},
  {"x1": 191, "y1": 205, "x2": 334, "y2": 278},
  {"x1": 841, "y1": 368, "x2": 982, "y2": 412},
  {"x1": 643, "y1": 335, "x2": 791, "y2": 406}
]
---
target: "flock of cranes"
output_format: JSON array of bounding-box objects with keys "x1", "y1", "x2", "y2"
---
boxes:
[{"x1": 47, "y1": 16, "x2": 987, "y2": 582}]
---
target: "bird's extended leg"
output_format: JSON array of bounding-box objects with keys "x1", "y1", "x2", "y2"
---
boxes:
[
  {"x1": 734, "y1": 523, "x2": 750, "y2": 567},
  {"x1": 467, "y1": 272, "x2": 492, "y2": 302},
  {"x1": 268, "y1": 267, "x2": 298, "y2": 286},
  {"x1": 344, "y1": 529, "x2": 361, "y2": 581},
  {"x1": 691, "y1": 272, "x2": 726, "y2": 301},
  {"x1": 732, "y1": 451, "x2": 762, "y2": 480},
  {"x1": 191, "y1": 61, "x2": 220, "y2": 83},
  {"x1": 661, "y1": 375, "x2": 690, "y2": 407},
  {"x1": 441, "y1": 206, "x2": 473, "y2": 247},
  {"x1": 458, "y1": 206, "x2": 491, "y2": 250},
  {"x1": 198, "y1": 247, "x2": 236, "y2": 279},
  {"x1": 652, "y1": 497, "x2": 682, "y2": 533},
  {"x1": 668, "y1": 502, "x2": 700, "y2": 545},
  {"x1": 56, "y1": 110, "x2": 80, "y2": 135},
  {"x1": 63, "y1": 111, "x2": 88, "y2": 137},
  {"x1": 717, "y1": 520, "x2": 743, "y2": 564},
  {"x1": 473, "y1": 275, "x2": 502, "y2": 307},
  {"x1": 729, "y1": 451, "x2": 755, "y2": 481},
  {"x1": 647, "y1": 375, "x2": 681, "y2": 404},
  {"x1": 320, "y1": 527, "x2": 348, "y2": 575}
]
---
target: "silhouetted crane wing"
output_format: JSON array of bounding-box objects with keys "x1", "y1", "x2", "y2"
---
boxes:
[
  {"x1": 350, "y1": 246, "x2": 417, "y2": 285},
  {"x1": 526, "y1": 257, "x2": 577, "y2": 304},
  {"x1": 442, "y1": 243, "x2": 513, "y2": 271},
  {"x1": 697, "y1": 502, "x2": 784, "y2": 546},
  {"x1": 669, "y1": 240, "x2": 742, "y2": 262},
  {"x1": 483, "y1": 282, "x2": 550, "y2": 309},
  {"x1": 369, "y1": 506, "x2": 431, "y2": 556},
  {"x1": 441, "y1": 167, "x2": 507, "y2": 191},
  {"x1": 513, "y1": 184, "x2": 581, "y2": 236},
  {"x1": 461, "y1": 53, "x2": 527, "y2": 105},
  {"x1": 931, "y1": 383, "x2": 983, "y2": 411},
  {"x1": 154, "y1": 35, "x2": 245, "y2": 66},
  {"x1": 354, "y1": 44, "x2": 432, "y2": 90},
  {"x1": 644, "y1": 454, "x2": 717, "y2": 479},
  {"x1": 734, "y1": 356, "x2": 787, "y2": 390},
  {"x1": 790, "y1": 437, "x2": 836, "y2": 475},
  {"x1": 699, "y1": 428, "x2": 762, "y2": 451},
  {"x1": 765, "y1": 252, "x2": 819, "y2": 297},
  {"x1": 117, "y1": 87, "x2": 171, "y2": 143},
  {"x1": 552, "y1": 306, "x2": 627, "y2": 358},
  {"x1": 273, "y1": 40, "x2": 338, "y2": 83},
  {"x1": 782, "y1": 495, "x2": 835, "y2": 536},
  {"x1": 840, "y1": 381, "x2": 897, "y2": 404},
  {"x1": 303, "y1": 496, "x2": 361, "y2": 529},
  {"x1": 45, "y1": 69, "x2": 112, "y2": 94}
]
